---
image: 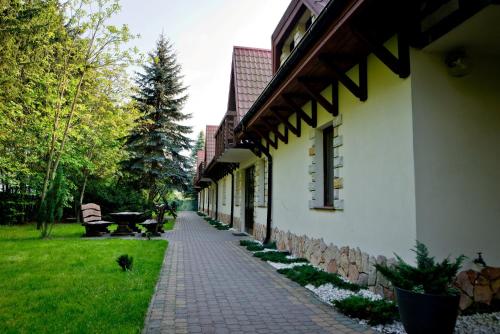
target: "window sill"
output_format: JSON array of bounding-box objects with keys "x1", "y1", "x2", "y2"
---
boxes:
[{"x1": 311, "y1": 206, "x2": 336, "y2": 211}]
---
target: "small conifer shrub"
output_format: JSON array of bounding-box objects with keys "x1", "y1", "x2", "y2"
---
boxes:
[{"x1": 116, "y1": 254, "x2": 134, "y2": 271}]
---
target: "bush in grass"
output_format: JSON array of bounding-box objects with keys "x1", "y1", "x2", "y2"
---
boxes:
[
  {"x1": 277, "y1": 265, "x2": 361, "y2": 291},
  {"x1": 215, "y1": 225, "x2": 230, "y2": 230},
  {"x1": 333, "y1": 295, "x2": 399, "y2": 325},
  {"x1": 246, "y1": 244, "x2": 265, "y2": 252},
  {"x1": 263, "y1": 241, "x2": 277, "y2": 249},
  {"x1": 116, "y1": 254, "x2": 134, "y2": 271},
  {"x1": 254, "y1": 251, "x2": 308, "y2": 264},
  {"x1": 196, "y1": 212, "x2": 205, "y2": 216},
  {"x1": 240, "y1": 240, "x2": 259, "y2": 247}
]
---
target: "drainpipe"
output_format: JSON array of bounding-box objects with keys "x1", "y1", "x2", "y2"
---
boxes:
[
  {"x1": 215, "y1": 180, "x2": 219, "y2": 221},
  {"x1": 207, "y1": 186, "x2": 210, "y2": 216},
  {"x1": 230, "y1": 171, "x2": 234, "y2": 228},
  {"x1": 263, "y1": 154, "x2": 272, "y2": 244}
]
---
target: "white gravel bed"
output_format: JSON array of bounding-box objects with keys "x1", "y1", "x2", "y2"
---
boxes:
[
  {"x1": 305, "y1": 283, "x2": 383, "y2": 304},
  {"x1": 368, "y1": 312, "x2": 500, "y2": 334},
  {"x1": 267, "y1": 261, "x2": 308, "y2": 270}
]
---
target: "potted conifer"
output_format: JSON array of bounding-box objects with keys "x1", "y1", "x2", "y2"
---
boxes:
[{"x1": 375, "y1": 242, "x2": 465, "y2": 334}]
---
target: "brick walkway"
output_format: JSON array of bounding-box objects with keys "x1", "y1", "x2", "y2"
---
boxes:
[{"x1": 143, "y1": 211, "x2": 373, "y2": 334}]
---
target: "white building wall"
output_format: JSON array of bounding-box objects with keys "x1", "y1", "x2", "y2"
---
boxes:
[
  {"x1": 271, "y1": 39, "x2": 418, "y2": 261},
  {"x1": 411, "y1": 50, "x2": 500, "y2": 265}
]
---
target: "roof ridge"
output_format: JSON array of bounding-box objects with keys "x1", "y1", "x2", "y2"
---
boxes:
[{"x1": 233, "y1": 45, "x2": 271, "y2": 53}]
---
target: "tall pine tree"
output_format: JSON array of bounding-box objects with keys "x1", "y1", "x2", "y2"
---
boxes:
[{"x1": 125, "y1": 35, "x2": 192, "y2": 204}]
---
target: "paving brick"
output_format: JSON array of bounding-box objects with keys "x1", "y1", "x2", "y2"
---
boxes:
[{"x1": 143, "y1": 212, "x2": 372, "y2": 334}]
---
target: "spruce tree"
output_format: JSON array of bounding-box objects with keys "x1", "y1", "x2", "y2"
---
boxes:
[{"x1": 125, "y1": 35, "x2": 192, "y2": 203}]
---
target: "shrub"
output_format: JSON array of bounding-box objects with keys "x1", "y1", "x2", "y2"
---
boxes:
[
  {"x1": 116, "y1": 254, "x2": 133, "y2": 271},
  {"x1": 277, "y1": 265, "x2": 361, "y2": 291},
  {"x1": 215, "y1": 225, "x2": 230, "y2": 230},
  {"x1": 240, "y1": 240, "x2": 259, "y2": 247},
  {"x1": 375, "y1": 241, "x2": 465, "y2": 295},
  {"x1": 333, "y1": 296, "x2": 399, "y2": 325},
  {"x1": 196, "y1": 212, "x2": 205, "y2": 216},
  {"x1": 263, "y1": 241, "x2": 277, "y2": 249},
  {"x1": 246, "y1": 244, "x2": 265, "y2": 252},
  {"x1": 254, "y1": 251, "x2": 308, "y2": 264}
]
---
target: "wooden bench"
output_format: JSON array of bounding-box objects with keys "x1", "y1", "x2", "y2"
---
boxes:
[
  {"x1": 140, "y1": 204, "x2": 167, "y2": 236},
  {"x1": 81, "y1": 203, "x2": 114, "y2": 237}
]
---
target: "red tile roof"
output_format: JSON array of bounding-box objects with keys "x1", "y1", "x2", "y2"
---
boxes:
[
  {"x1": 232, "y1": 46, "x2": 272, "y2": 122},
  {"x1": 204, "y1": 125, "x2": 218, "y2": 165}
]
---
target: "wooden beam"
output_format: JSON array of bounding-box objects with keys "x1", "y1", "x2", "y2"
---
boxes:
[
  {"x1": 255, "y1": 128, "x2": 277, "y2": 150},
  {"x1": 397, "y1": 32, "x2": 410, "y2": 78},
  {"x1": 359, "y1": 57, "x2": 368, "y2": 101},
  {"x1": 319, "y1": 55, "x2": 367, "y2": 101},
  {"x1": 298, "y1": 78, "x2": 337, "y2": 117},
  {"x1": 271, "y1": 108, "x2": 300, "y2": 137},
  {"x1": 263, "y1": 120, "x2": 288, "y2": 144},
  {"x1": 332, "y1": 80, "x2": 339, "y2": 116},
  {"x1": 282, "y1": 94, "x2": 315, "y2": 127},
  {"x1": 352, "y1": 29, "x2": 410, "y2": 79}
]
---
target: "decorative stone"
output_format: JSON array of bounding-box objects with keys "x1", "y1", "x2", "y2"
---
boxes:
[
  {"x1": 383, "y1": 287, "x2": 395, "y2": 300},
  {"x1": 333, "y1": 114, "x2": 342, "y2": 127},
  {"x1": 333, "y1": 178, "x2": 343, "y2": 189},
  {"x1": 348, "y1": 248, "x2": 356, "y2": 264},
  {"x1": 355, "y1": 248, "x2": 362, "y2": 268},
  {"x1": 334, "y1": 147, "x2": 340, "y2": 158},
  {"x1": 340, "y1": 253, "x2": 349, "y2": 274},
  {"x1": 319, "y1": 240, "x2": 327, "y2": 253},
  {"x1": 333, "y1": 136, "x2": 343, "y2": 147},
  {"x1": 492, "y1": 278, "x2": 500, "y2": 294},
  {"x1": 456, "y1": 271, "x2": 476, "y2": 297},
  {"x1": 308, "y1": 164, "x2": 315, "y2": 174},
  {"x1": 348, "y1": 264, "x2": 359, "y2": 283},
  {"x1": 459, "y1": 294, "x2": 474, "y2": 311},
  {"x1": 308, "y1": 147, "x2": 316, "y2": 156},
  {"x1": 474, "y1": 284, "x2": 493, "y2": 304},
  {"x1": 334, "y1": 189, "x2": 340, "y2": 200},
  {"x1": 358, "y1": 273, "x2": 369, "y2": 286},
  {"x1": 361, "y1": 252, "x2": 370, "y2": 273},
  {"x1": 334, "y1": 156, "x2": 343, "y2": 167},
  {"x1": 308, "y1": 182, "x2": 315, "y2": 192},
  {"x1": 326, "y1": 259, "x2": 338, "y2": 273},
  {"x1": 333, "y1": 200, "x2": 344, "y2": 210},
  {"x1": 482, "y1": 267, "x2": 500, "y2": 281}
]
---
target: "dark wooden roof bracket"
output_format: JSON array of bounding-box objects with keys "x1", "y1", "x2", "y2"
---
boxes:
[
  {"x1": 351, "y1": 28, "x2": 410, "y2": 79},
  {"x1": 271, "y1": 108, "x2": 301, "y2": 137},
  {"x1": 319, "y1": 54, "x2": 368, "y2": 101},
  {"x1": 298, "y1": 78, "x2": 339, "y2": 116}
]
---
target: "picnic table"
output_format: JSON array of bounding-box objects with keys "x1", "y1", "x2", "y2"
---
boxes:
[{"x1": 110, "y1": 212, "x2": 143, "y2": 236}]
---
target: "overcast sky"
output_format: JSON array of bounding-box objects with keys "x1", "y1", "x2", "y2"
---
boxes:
[{"x1": 111, "y1": 0, "x2": 290, "y2": 140}]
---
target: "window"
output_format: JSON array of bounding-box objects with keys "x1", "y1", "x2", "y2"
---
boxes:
[{"x1": 323, "y1": 126, "x2": 334, "y2": 207}]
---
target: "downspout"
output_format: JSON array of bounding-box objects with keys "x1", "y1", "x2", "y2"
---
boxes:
[
  {"x1": 207, "y1": 186, "x2": 210, "y2": 216},
  {"x1": 264, "y1": 154, "x2": 272, "y2": 244},
  {"x1": 230, "y1": 171, "x2": 234, "y2": 228},
  {"x1": 215, "y1": 180, "x2": 219, "y2": 221}
]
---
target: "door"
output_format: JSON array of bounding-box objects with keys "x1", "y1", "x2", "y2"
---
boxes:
[{"x1": 244, "y1": 166, "x2": 255, "y2": 234}]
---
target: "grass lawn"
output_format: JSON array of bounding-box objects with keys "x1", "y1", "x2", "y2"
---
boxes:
[
  {"x1": 0, "y1": 223, "x2": 167, "y2": 334},
  {"x1": 163, "y1": 216, "x2": 176, "y2": 231}
]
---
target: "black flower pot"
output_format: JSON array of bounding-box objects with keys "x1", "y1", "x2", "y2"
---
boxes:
[{"x1": 395, "y1": 287, "x2": 459, "y2": 334}]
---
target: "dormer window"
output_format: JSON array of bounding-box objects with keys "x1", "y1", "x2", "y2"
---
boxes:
[{"x1": 272, "y1": 1, "x2": 328, "y2": 72}]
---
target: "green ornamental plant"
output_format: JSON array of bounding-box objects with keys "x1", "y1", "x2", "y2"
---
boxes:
[
  {"x1": 116, "y1": 254, "x2": 134, "y2": 271},
  {"x1": 375, "y1": 241, "x2": 465, "y2": 295}
]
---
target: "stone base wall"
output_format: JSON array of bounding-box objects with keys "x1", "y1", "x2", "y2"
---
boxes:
[
  {"x1": 219, "y1": 213, "x2": 230, "y2": 226},
  {"x1": 253, "y1": 224, "x2": 394, "y2": 298},
  {"x1": 233, "y1": 217, "x2": 241, "y2": 231},
  {"x1": 254, "y1": 223, "x2": 266, "y2": 241},
  {"x1": 455, "y1": 267, "x2": 500, "y2": 311}
]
